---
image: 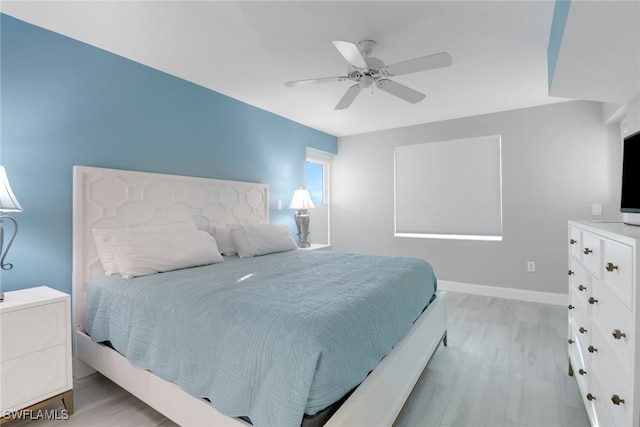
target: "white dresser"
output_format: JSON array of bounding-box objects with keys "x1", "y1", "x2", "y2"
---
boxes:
[
  {"x1": 568, "y1": 221, "x2": 640, "y2": 427},
  {"x1": 0, "y1": 286, "x2": 73, "y2": 420}
]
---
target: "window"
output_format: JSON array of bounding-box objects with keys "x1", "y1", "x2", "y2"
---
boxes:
[
  {"x1": 394, "y1": 135, "x2": 502, "y2": 241},
  {"x1": 305, "y1": 149, "x2": 331, "y2": 205},
  {"x1": 305, "y1": 149, "x2": 332, "y2": 245},
  {"x1": 305, "y1": 161, "x2": 324, "y2": 204}
]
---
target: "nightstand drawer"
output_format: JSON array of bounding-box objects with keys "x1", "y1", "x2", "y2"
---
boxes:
[
  {"x1": 1, "y1": 301, "x2": 67, "y2": 361},
  {"x1": 298, "y1": 244, "x2": 332, "y2": 251},
  {"x1": 0, "y1": 286, "x2": 72, "y2": 416},
  {"x1": 1, "y1": 344, "x2": 70, "y2": 411}
]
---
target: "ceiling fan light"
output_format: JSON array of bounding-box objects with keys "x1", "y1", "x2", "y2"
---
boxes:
[{"x1": 359, "y1": 75, "x2": 373, "y2": 88}]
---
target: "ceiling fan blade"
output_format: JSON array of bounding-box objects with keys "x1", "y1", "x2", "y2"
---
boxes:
[
  {"x1": 383, "y1": 52, "x2": 452, "y2": 76},
  {"x1": 335, "y1": 84, "x2": 362, "y2": 110},
  {"x1": 332, "y1": 40, "x2": 368, "y2": 69},
  {"x1": 285, "y1": 76, "x2": 347, "y2": 87},
  {"x1": 376, "y1": 79, "x2": 425, "y2": 104}
]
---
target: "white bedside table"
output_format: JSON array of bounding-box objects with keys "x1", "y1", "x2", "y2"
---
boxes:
[
  {"x1": 298, "y1": 243, "x2": 332, "y2": 251},
  {"x1": 0, "y1": 286, "x2": 73, "y2": 422}
]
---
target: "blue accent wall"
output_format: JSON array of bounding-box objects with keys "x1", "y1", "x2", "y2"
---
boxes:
[
  {"x1": 0, "y1": 14, "x2": 337, "y2": 295},
  {"x1": 547, "y1": 0, "x2": 571, "y2": 90}
]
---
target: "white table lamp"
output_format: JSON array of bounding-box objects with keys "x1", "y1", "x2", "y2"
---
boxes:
[
  {"x1": 0, "y1": 165, "x2": 23, "y2": 302},
  {"x1": 289, "y1": 188, "x2": 315, "y2": 248}
]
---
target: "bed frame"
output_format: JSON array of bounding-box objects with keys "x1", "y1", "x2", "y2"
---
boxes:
[{"x1": 72, "y1": 166, "x2": 447, "y2": 426}]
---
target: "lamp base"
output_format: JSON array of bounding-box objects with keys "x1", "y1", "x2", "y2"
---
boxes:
[{"x1": 294, "y1": 210, "x2": 311, "y2": 248}]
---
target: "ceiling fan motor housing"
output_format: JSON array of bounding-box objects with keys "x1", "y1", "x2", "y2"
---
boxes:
[{"x1": 349, "y1": 57, "x2": 384, "y2": 84}]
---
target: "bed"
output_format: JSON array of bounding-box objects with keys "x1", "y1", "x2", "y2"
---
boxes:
[{"x1": 72, "y1": 166, "x2": 447, "y2": 427}]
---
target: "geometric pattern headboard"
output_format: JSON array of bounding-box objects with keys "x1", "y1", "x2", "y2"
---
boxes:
[{"x1": 72, "y1": 166, "x2": 269, "y2": 333}]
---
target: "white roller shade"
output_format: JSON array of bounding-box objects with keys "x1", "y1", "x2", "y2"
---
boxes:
[{"x1": 394, "y1": 135, "x2": 502, "y2": 240}]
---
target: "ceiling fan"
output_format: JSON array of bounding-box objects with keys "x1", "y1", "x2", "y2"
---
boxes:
[{"x1": 284, "y1": 40, "x2": 452, "y2": 110}]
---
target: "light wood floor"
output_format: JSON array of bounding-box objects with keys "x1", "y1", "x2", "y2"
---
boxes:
[
  {"x1": 7, "y1": 292, "x2": 589, "y2": 427},
  {"x1": 394, "y1": 292, "x2": 589, "y2": 427}
]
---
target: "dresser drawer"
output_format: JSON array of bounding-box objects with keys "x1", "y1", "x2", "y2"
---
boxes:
[
  {"x1": 569, "y1": 284, "x2": 590, "y2": 326},
  {"x1": 590, "y1": 279, "x2": 633, "y2": 376},
  {"x1": 568, "y1": 328, "x2": 589, "y2": 394},
  {"x1": 0, "y1": 301, "x2": 67, "y2": 362},
  {"x1": 568, "y1": 303, "x2": 589, "y2": 347},
  {"x1": 590, "y1": 372, "x2": 616, "y2": 427},
  {"x1": 591, "y1": 326, "x2": 633, "y2": 427},
  {"x1": 602, "y1": 239, "x2": 633, "y2": 310},
  {"x1": 568, "y1": 274, "x2": 590, "y2": 335},
  {"x1": 569, "y1": 259, "x2": 590, "y2": 301},
  {"x1": 569, "y1": 226, "x2": 582, "y2": 260},
  {"x1": 581, "y1": 231, "x2": 603, "y2": 279}
]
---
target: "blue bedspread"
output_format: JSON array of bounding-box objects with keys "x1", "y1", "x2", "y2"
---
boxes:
[{"x1": 86, "y1": 250, "x2": 437, "y2": 427}]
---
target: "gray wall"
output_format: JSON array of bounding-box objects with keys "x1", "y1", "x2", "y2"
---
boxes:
[{"x1": 331, "y1": 101, "x2": 621, "y2": 296}]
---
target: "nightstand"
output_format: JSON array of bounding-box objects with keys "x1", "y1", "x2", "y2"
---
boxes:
[
  {"x1": 298, "y1": 243, "x2": 332, "y2": 251},
  {"x1": 0, "y1": 286, "x2": 73, "y2": 422}
]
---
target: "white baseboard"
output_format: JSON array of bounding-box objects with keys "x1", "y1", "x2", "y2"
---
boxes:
[{"x1": 438, "y1": 280, "x2": 568, "y2": 306}]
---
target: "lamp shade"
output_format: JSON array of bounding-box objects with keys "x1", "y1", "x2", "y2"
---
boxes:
[
  {"x1": 288, "y1": 188, "x2": 315, "y2": 210},
  {"x1": 0, "y1": 165, "x2": 23, "y2": 212}
]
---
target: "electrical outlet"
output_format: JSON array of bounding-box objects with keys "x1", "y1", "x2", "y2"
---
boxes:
[
  {"x1": 527, "y1": 261, "x2": 536, "y2": 272},
  {"x1": 592, "y1": 204, "x2": 602, "y2": 215},
  {"x1": 277, "y1": 200, "x2": 282, "y2": 210}
]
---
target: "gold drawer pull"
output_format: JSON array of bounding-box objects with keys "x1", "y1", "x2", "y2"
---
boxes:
[
  {"x1": 588, "y1": 345, "x2": 598, "y2": 353},
  {"x1": 570, "y1": 239, "x2": 577, "y2": 245},
  {"x1": 586, "y1": 393, "x2": 596, "y2": 401},
  {"x1": 579, "y1": 327, "x2": 588, "y2": 334},
  {"x1": 579, "y1": 369, "x2": 587, "y2": 376},
  {"x1": 578, "y1": 285, "x2": 586, "y2": 291},
  {"x1": 588, "y1": 297, "x2": 598, "y2": 305},
  {"x1": 568, "y1": 305, "x2": 575, "y2": 310},
  {"x1": 583, "y1": 248, "x2": 593, "y2": 255},
  {"x1": 568, "y1": 270, "x2": 574, "y2": 276},
  {"x1": 568, "y1": 339, "x2": 574, "y2": 344},
  {"x1": 611, "y1": 395, "x2": 625, "y2": 405},
  {"x1": 612, "y1": 329, "x2": 626, "y2": 340},
  {"x1": 605, "y1": 262, "x2": 618, "y2": 272}
]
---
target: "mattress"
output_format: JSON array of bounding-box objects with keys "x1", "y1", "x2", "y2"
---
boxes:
[{"x1": 86, "y1": 250, "x2": 437, "y2": 427}]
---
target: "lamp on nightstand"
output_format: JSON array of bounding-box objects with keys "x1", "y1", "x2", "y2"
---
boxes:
[
  {"x1": 289, "y1": 188, "x2": 315, "y2": 248},
  {"x1": 0, "y1": 165, "x2": 23, "y2": 302}
]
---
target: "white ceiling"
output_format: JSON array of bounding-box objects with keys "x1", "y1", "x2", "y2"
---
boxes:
[
  {"x1": 549, "y1": 1, "x2": 639, "y2": 105},
  {"x1": 1, "y1": 1, "x2": 634, "y2": 137}
]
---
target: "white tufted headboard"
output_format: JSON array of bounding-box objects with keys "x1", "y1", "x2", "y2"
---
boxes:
[{"x1": 72, "y1": 166, "x2": 269, "y2": 334}]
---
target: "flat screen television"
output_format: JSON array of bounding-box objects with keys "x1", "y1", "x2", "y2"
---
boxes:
[{"x1": 621, "y1": 130, "x2": 640, "y2": 226}]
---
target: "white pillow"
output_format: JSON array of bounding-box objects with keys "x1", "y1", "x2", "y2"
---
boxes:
[
  {"x1": 231, "y1": 224, "x2": 297, "y2": 258},
  {"x1": 230, "y1": 226, "x2": 253, "y2": 258},
  {"x1": 106, "y1": 230, "x2": 223, "y2": 278},
  {"x1": 92, "y1": 220, "x2": 197, "y2": 275},
  {"x1": 210, "y1": 225, "x2": 237, "y2": 256}
]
